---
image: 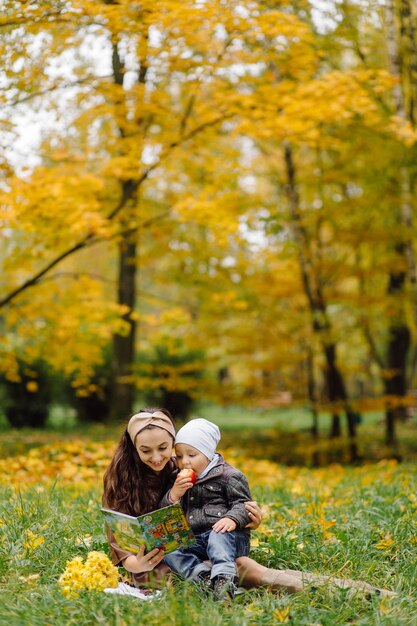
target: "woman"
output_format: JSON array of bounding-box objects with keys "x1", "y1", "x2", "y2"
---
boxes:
[{"x1": 103, "y1": 408, "x2": 395, "y2": 596}]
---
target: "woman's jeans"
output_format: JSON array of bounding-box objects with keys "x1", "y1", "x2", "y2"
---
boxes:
[{"x1": 163, "y1": 529, "x2": 250, "y2": 580}]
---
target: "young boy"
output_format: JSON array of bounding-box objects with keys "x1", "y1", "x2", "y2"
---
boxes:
[{"x1": 160, "y1": 418, "x2": 252, "y2": 601}]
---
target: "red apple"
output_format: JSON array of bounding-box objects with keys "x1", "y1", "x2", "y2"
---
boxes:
[{"x1": 178, "y1": 468, "x2": 197, "y2": 484}]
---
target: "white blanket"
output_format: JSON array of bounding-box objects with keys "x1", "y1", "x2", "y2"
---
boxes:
[{"x1": 104, "y1": 582, "x2": 161, "y2": 600}]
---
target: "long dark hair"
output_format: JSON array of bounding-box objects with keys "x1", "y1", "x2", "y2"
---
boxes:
[{"x1": 103, "y1": 408, "x2": 176, "y2": 516}]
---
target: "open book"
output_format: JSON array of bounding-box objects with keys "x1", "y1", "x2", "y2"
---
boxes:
[{"x1": 101, "y1": 503, "x2": 195, "y2": 555}]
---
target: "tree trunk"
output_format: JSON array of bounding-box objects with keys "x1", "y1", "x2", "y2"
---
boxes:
[
  {"x1": 397, "y1": 0, "x2": 417, "y2": 125},
  {"x1": 110, "y1": 31, "x2": 148, "y2": 419},
  {"x1": 306, "y1": 347, "x2": 319, "y2": 438},
  {"x1": 111, "y1": 232, "x2": 137, "y2": 420},
  {"x1": 284, "y1": 144, "x2": 358, "y2": 461},
  {"x1": 384, "y1": 262, "x2": 411, "y2": 445},
  {"x1": 306, "y1": 347, "x2": 320, "y2": 465},
  {"x1": 330, "y1": 413, "x2": 341, "y2": 438},
  {"x1": 383, "y1": 2, "x2": 415, "y2": 443}
]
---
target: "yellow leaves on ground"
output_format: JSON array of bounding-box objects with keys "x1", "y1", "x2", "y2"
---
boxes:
[
  {"x1": 272, "y1": 607, "x2": 291, "y2": 623},
  {"x1": 246, "y1": 603, "x2": 290, "y2": 623},
  {"x1": 379, "y1": 595, "x2": 396, "y2": 615},
  {"x1": 58, "y1": 551, "x2": 119, "y2": 598},
  {"x1": 0, "y1": 434, "x2": 413, "y2": 563},
  {"x1": 23, "y1": 530, "x2": 45, "y2": 553},
  {"x1": 0, "y1": 438, "x2": 406, "y2": 518},
  {"x1": 375, "y1": 533, "x2": 394, "y2": 550},
  {"x1": 0, "y1": 439, "x2": 116, "y2": 489},
  {"x1": 226, "y1": 454, "x2": 410, "y2": 552}
]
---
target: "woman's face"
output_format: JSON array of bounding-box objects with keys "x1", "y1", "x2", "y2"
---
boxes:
[{"x1": 135, "y1": 427, "x2": 174, "y2": 473}]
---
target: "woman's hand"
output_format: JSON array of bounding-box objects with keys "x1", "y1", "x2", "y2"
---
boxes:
[
  {"x1": 244, "y1": 500, "x2": 262, "y2": 530},
  {"x1": 169, "y1": 473, "x2": 194, "y2": 502},
  {"x1": 125, "y1": 545, "x2": 165, "y2": 574}
]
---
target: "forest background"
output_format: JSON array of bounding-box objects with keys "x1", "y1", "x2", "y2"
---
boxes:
[{"x1": 1, "y1": 0, "x2": 417, "y2": 464}]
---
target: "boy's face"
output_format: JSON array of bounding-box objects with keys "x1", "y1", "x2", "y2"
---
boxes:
[{"x1": 175, "y1": 443, "x2": 210, "y2": 476}]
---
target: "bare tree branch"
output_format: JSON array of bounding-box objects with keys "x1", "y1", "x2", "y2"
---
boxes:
[
  {"x1": 0, "y1": 237, "x2": 93, "y2": 309},
  {"x1": 0, "y1": 13, "x2": 80, "y2": 29},
  {"x1": 1, "y1": 75, "x2": 113, "y2": 109}
]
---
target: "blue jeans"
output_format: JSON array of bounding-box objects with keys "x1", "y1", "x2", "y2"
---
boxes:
[{"x1": 163, "y1": 529, "x2": 250, "y2": 580}]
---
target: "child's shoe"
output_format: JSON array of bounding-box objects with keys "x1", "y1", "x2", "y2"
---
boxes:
[
  {"x1": 193, "y1": 570, "x2": 212, "y2": 596},
  {"x1": 211, "y1": 574, "x2": 238, "y2": 602}
]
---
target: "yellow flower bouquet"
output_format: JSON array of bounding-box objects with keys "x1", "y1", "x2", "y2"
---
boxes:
[{"x1": 58, "y1": 551, "x2": 119, "y2": 598}]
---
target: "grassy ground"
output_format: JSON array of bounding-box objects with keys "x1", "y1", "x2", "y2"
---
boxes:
[
  {"x1": 2, "y1": 403, "x2": 416, "y2": 468},
  {"x1": 0, "y1": 429, "x2": 416, "y2": 625},
  {"x1": 195, "y1": 401, "x2": 391, "y2": 430},
  {"x1": 2, "y1": 400, "x2": 416, "y2": 464},
  {"x1": 0, "y1": 401, "x2": 387, "y2": 434}
]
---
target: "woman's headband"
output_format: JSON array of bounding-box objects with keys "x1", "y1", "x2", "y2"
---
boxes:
[{"x1": 127, "y1": 411, "x2": 176, "y2": 444}]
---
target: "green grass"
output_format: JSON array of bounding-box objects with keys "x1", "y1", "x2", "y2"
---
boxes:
[
  {"x1": 196, "y1": 403, "x2": 316, "y2": 431},
  {"x1": 0, "y1": 406, "x2": 416, "y2": 623},
  {"x1": 195, "y1": 401, "x2": 385, "y2": 432},
  {"x1": 1, "y1": 401, "x2": 417, "y2": 465},
  {"x1": 2, "y1": 401, "x2": 386, "y2": 435},
  {"x1": 0, "y1": 454, "x2": 416, "y2": 625}
]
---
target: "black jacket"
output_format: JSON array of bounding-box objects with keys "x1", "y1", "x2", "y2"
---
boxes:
[{"x1": 160, "y1": 454, "x2": 251, "y2": 536}]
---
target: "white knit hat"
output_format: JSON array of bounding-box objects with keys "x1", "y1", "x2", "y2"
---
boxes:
[{"x1": 175, "y1": 418, "x2": 220, "y2": 460}]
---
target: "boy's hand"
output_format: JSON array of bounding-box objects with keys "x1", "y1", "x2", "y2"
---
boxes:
[
  {"x1": 169, "y1": 472, "x2": 195, "y2": 502},
  {"x1": 212, "y1": 517, "x2": 237, "y2": 533}
]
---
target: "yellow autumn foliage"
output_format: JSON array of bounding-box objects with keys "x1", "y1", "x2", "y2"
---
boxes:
[{"x1": 1, "y1": 0, "x2": 416, "y2": 417}]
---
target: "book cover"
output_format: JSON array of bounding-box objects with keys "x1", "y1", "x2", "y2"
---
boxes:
[{"x1": 101, "y1": 503, "x2": 195, "y2": 555}]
